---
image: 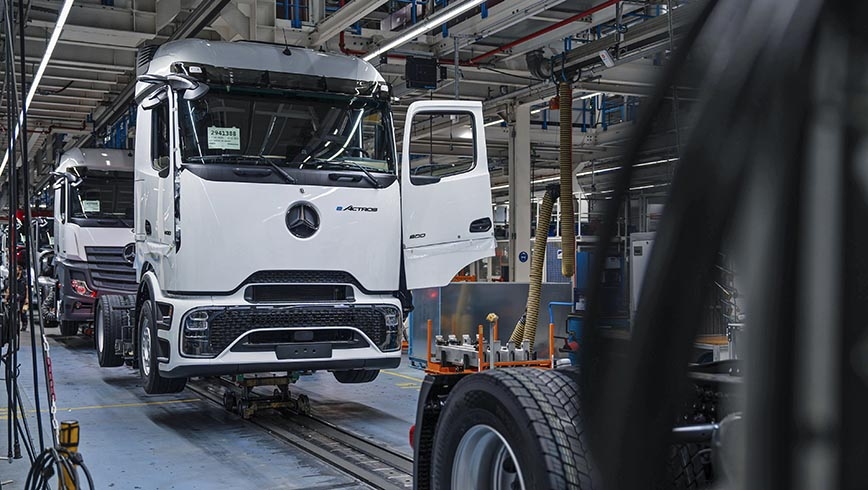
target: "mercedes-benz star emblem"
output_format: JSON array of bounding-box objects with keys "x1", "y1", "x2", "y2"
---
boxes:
[
  {"x1": 122, "y1": 243, "x2": 136, "y2": 265},
  {"x1": 286, "y1": 202, "x2": 320, "y2": 238}
]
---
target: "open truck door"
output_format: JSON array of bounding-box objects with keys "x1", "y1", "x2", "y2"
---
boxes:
[{"x1": 400, "y1": 100, "x2": 495, "y2": 290}]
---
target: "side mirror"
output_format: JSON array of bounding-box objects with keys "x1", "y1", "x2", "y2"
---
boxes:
[
  {"x1": 182, "y1": 83, "x2": 209, "y2": 101},
  {"x1": 137, "y1": 73, "x2": 208, "y2": 106},
  {"x1": 50, "y1": 171, "x2": 82, "y2": 188},
  {"x1": 153, "y1": 156, "x2": 170, "y2": 177},
  {"x1": 165, "y1": 74, "x2": 197, "y2": 91},
  {"x1": 140, "y1": 89, "x2": 167, "y2": 110},
  {"x1": 165, "y1": 74, "x2": 209, "y2": 100}
]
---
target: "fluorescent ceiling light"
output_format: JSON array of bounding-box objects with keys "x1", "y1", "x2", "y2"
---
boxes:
[
  {"x1": 484, "y1": 118, "x2": 504, "y2": 127},
  {"x1": 0, "y1": 0, "x2": 75, "y2": 176},
  {"x1": 578, "y1": 92, "x2": 602, "y2": 100},
  {"x1": 363, "y1": 0, "x2": 486, "y2": 61}
]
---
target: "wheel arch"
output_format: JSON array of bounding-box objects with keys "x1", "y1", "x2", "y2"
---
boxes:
[{"x1": 413, "y1": 373, "x2": 466, "y2": 490}]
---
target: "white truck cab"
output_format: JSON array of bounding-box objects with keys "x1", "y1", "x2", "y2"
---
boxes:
[
  {"x1": 53, "y1": 149, "x2": 136, "y2": 335},
  {"x1": 97, "y1": 39, "x2": 494, "y2": 394}
]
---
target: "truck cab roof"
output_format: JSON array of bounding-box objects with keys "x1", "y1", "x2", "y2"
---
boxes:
[
  {"x1": 57, "y1": 148, "x2": 134, "y2": 173},
  {"x1": 136, "y1": 39, "x2": 385, "y2": 100}
]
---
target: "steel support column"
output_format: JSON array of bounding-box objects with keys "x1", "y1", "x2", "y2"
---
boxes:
[{"x1": 509, "y1": 104, "x2": 532, "y2": 282}]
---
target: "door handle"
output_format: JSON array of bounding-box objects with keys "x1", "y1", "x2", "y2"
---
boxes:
[
  {"x1": 469, "y1": 217, "x2": 492, "y2": 233},
  {"x1": 145, "y1": 220, "x2": 152, "y2": 236}
]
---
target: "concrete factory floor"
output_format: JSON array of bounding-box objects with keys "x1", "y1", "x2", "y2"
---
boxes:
[{"x1": 0, "y1": 327, "x2": 422, "y2": 489}]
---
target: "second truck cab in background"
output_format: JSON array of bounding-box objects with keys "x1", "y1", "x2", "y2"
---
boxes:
[{"x1": 53, "y1": 148, "x2": 137, "y2": 335}]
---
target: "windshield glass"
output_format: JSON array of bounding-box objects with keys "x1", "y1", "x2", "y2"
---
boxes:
[
  {"x1": 178, "y1": 87, "x2": 395, "y2": 173},
  {"x1": 69, "y1": 170, "x2": 134, "y2": 220}
]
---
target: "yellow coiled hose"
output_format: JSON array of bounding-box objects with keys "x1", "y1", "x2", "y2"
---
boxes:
[
  {"x1": 559, "y1": 81, "x2": 575, "y2": 278},
  {"x1": 510, "y1": 187, "x2": 558, "y2": 346}
]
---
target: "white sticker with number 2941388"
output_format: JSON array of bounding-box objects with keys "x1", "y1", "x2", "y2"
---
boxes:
[{"x1": 207, "y1": 127, "x2": 241, "y2": 150}]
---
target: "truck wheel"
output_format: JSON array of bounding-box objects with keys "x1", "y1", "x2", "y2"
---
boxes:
[
  {"x1": 95, "y1": 299, "x2": 124, "y2": 367},
  {"x1": 138, "y1": 299, "x2": 186, "y2": 394},
  {"x1": 663, "y1": 443, "x2": 712, "y2": 489},
  {"x1": 59, "y1": 320, "x2": 79, "y2": 336},
  {"x1": 332, "y1": 369, "x2": 379, "y2": 384},
  {"x1": 430, "y1": 368, "x2": 596, "y2": 490}
]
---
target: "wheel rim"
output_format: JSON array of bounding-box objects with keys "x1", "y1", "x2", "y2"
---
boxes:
[
  {"x1": 452, "y1": 425, "x2": 526, "y2": 490},
  {"x1": 96, "y1": 309, "x2": 104, "y2": 353},
  {"x1": 140, "y1": 316, "x2": 151, "y2": 377}
]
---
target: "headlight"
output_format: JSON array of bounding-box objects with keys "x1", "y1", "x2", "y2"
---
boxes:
[
  {"x1": 70, "y1": 279, "x2": 96, "y2": 298},
  {"x1": 182, "y1": 309, "x2": 216, "y2": 358},
  {"x1": 379, "y1": 307, "x2": 401, "y2": 352}
]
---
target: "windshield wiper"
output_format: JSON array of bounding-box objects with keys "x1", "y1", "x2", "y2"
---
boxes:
[
  {"x1": 255, "y1": 155, "x2": 296, "y2": 184},
  {"x1": 312, "y1": 159, "x2": 382, "y2": 189},
  {"x1": 187, "y1": 154, "x2": 296, "y2": 184}
]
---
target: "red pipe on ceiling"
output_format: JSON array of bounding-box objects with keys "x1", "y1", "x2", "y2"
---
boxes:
[{"x1": 466, "y1": 0, "x2": 622, "y2": 65}]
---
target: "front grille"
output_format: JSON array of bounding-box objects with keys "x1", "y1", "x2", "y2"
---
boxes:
[
  {"x1": 206, "y1": 305, "x2": 394, "y2": 353},
  {"x1": 244, "y1": 284, "x2": 353, "y2": 303},
  {"x1": 84, "y1": 246, "x2": 136, "y2": 291},
  {"x1": 246, "y1": 270, "x2": 359, "y2": 286}
]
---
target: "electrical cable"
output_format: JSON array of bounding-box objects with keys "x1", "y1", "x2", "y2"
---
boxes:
[
  {"x1": 478, "y1": 65, "x2": 544, "y2": 83},
  {"x1": 19, "y1": 0, "x2": 47, "y2": 453},
  {"x1": 3, "y1": 0, "x2": 22, "y2": 462},
  {"x1": 24, "y1": 446, "x2": 95, "y2": 490},
  {"x1": 2, "y1": 3, "x2": 80, "y2": 488}
]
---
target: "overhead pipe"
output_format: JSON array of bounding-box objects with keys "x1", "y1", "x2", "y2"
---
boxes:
[{"x1": 467, "y1": 0, "x2": 622, "y2": 66}]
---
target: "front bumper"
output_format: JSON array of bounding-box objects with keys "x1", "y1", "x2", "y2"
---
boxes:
[
  {"x1": 58, "y1": 260, "x2": 136, "y2": 322},
  {"x1": 151, "y1": 283, "x2": 403, "y2": 378}
]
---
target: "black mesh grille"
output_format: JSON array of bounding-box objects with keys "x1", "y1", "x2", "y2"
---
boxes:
[
  {"x1": 84, "y1": 246, "x2": 136, "y2": 291},
  {"x1": 206, "y1": 306, "x2": 391, "y2": 353},
  {"x1": 246, "y1": 270, "x2": 359, "y2": 285}
]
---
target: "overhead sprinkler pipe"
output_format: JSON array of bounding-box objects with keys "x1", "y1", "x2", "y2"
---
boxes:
[
  {"x1": 560, "y1": 82, "x2": 576, "y2": 278},
  {"x1": 467, "y1": 0, "x2": 622, "y2": 66},
  {"x1": 510, "y1": 185, "x2": 560, "y2": 347}
]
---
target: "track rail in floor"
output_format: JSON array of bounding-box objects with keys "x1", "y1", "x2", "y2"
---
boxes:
[{"x1": 187, "y1": 378, "x2": 413, "y2": 490}]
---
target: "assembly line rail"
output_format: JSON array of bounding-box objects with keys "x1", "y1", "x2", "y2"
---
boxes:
[{"x1": 186, "y1": 378, "x2": 413, "y2": 490}]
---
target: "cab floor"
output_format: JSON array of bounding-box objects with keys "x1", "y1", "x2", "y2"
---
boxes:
[{"x1": 0, "y1": 327, "x2": 423, "y2": 489}]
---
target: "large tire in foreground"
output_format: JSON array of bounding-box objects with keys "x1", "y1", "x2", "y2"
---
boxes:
[
  {"x1": 59, "y1": 319, "x2": 79, "y2": 336},
  {"x1": 95, "y1": 298, "x2": 124, "y2": 367},
  {"x1": 665, "y1": 443, "x2": 712, "y2": 490},
  {"x1": 139, "y1": 299, "x2": 186, "y2": 394},
  {"x1": 431, "y1": 367, "x2": 596, "y2": 490},
  {"x1": 333, "y1": 369, "x2": 379, "y2": 384}
]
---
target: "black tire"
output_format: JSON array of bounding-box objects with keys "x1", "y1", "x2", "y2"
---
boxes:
[
  {"x1": 59, "y1": 319, "x2": 79, "y2": 336},
  {"x1": 664, "y1": 443, "x2": 712, "y2": 490},
  {"x1": 431, "y1": 367, "x2": 596, "y2": 490},
  {"x1": 138, "y1": 299, "x2": 186, "y2": 394},
  {"x1": 332, "y1": 369, "x2": 379, "y2": 384},
  {"x1": 95, "y1": 298, "x2": 124, "y2": 367}
]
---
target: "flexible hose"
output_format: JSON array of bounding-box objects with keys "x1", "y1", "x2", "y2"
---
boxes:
[
  {"x1": 559, "y1": 82, "x2": 576, "y2": 278},
  {"x1": 510, "y1": 186, "x2": 559, "y2": 347}
]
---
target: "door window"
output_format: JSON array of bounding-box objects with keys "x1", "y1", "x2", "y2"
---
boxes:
[
  {"x1": 152, "y1": 100, "x2": 170, "y2": 175},
  {"x1": 407, "y1": 112, "x2": 476, "y2": 181},
  {"x1": 59, "y1": 185, "x2": 66, "y2": 223}
]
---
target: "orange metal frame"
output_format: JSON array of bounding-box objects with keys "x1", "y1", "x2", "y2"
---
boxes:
[{"x1": 425, "y1": 318, "x2": 554, "y2": 375}]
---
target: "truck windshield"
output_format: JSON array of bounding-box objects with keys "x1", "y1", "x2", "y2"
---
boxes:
[
  {"x1": 178, "y1": 87, "x2": 395, "y2": 174},
  {"x1": 69, "y1": 170, "x2": 134, "y2": 226}
]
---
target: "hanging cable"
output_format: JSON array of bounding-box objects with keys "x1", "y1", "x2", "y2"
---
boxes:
[
  {"x1": 3, "y1": 0, "x2": 23, "y2": 463},
  {"x1": 19, "y1": 0, "x2": 47, "y2": 454}
]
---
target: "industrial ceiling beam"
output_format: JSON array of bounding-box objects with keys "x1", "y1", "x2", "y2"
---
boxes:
[
  {"x1": 79, "y1": 0, "x2": 233, "y2": 148},
  {"x1": 308, "y1": 0, "x2": 391, "y2": 48},
  {"x1": 434, "y1": 0, "x2": 569, "y2": 56}
]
